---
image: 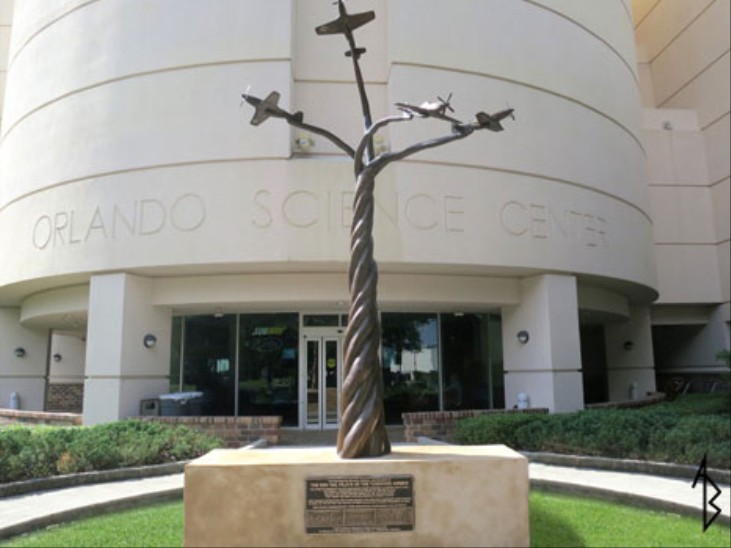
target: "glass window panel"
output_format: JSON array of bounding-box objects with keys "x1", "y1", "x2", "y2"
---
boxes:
[
  {"x1": 580, "y1": 324, "x2": 608, "y2": 404},
  {"x1": 441, "y1": 313, "x2": 504, "y2": 411},
  {"x1": 238, "y1": 314, "x2": 299, "y2": 426},
  {"x1": 488, "y1": 314, "x2": 504, "y2": 409},
  {"x1": 324, "y1": 339, "x2": 339, "y2": 425},
  {"x1": 381, "y1": 313, "x2": 439, "y2": 424},
  {"x1": 169, "y1": 316, "x2": 182, "y2": 393},
  {"x1": 182, "y1": 315, "x2": 236, "y2": 415},
  {"x1": 307, "y1": 340, "x2": 319, "y2": 426},
  {"x1": 304, "y1": 315, "x2": 339, "y2": 327}
]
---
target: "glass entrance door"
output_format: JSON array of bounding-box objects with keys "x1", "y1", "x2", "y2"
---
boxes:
[{"x1": 304, "y1": 334, "x2": 341, "y2": 429}]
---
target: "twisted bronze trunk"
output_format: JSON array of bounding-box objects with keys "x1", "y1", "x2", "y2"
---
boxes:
[{"x1": 337, "y1": 170, "x2": 390, "y2": 458}]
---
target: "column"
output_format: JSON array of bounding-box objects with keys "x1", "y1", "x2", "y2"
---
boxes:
[
  {"x1": 46, "y1": 333, "x2": 86, "y2": 412},
  {"x1": 604, "y1": 306, "x2": 657, "y2": 401},
  {"x1": 0, "y1": 307, "x2": 49, "y2": 410},
  {"x1": 83, "y1": 274, "x2": 171, "y2": 424},
  {"x1": 502, "y1": 275, "x2": 584, "y2": 413}
]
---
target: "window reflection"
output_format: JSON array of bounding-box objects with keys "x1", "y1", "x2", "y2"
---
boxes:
[
  {"x1": 238, "y1": 314, "x2": 299, "y2": 426},
  {"x1": 381, "y1": 313, "x2": 439, "y2": 423},
  {"x1": 169, "y1": 311, "x2": 504, "y2": 423},
  {"x1": 441, "y1": 313, "x2": 503, "y2": 410},
  {"x1": 182, "y1": 315, "x2": 236, "y2": 415},
  {"x1": 169, "y1": 317, "x2": 182, "y2": 393}
]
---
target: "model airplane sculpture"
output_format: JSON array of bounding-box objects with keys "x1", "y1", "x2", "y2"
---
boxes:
[
  {"x1": 475, "y1": 108, "x2": 516, "y2": 132},
  {"x1": 316, "y1": 0, "x2": 375, "y2": 60},
  {"x1": 242, "y1": 0, "x2": 515, "y2": 459},
  {"x1": 395, "y1": 94, "x2": 462, "y2": 124},
  {"x1": 241, "y1": 90, "x2": 304, "y2": 126}
]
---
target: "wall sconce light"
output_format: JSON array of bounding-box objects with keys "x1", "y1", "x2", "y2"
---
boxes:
[
  {"x1": 294, "y1": 134, "x2": 315, "y2": 152},
  {"x1": 143, "y1": 334, "x2": 157, "y2": 349},
  {"x1": 517, "y1": 331, "x2": 530, "y2": 344},
  {"x1": 53, "y1": 353, "x2": 62, "y2": 362},
  {"x1": 14, "y1": 347, "x2": 26, "y2": 358},
  {"x1": 623, "y1": 341, "x2": 634, "y2": 351},
  {"x1": 374, "y1": 135, "x2": 390, "y2": 155}
]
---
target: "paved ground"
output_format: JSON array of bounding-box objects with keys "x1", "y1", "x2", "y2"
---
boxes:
[{"x1": 1, "y1": 446, "x2": 729, "y2": 541}]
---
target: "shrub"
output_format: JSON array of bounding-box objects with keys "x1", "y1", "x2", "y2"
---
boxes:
[
  {"x1": 647, "y1": 415, "x2": 730, "y2": 468},
  {"x1": 546, "y1": 410, "x2": 680, "y2": 459},
  {"x1": 454, "y1": 394, "x2": 730, "y2": 467},
  {"x1": 646, "y1": 392, "x2": 730, "y2": 416},
  {"x1": 453, "y1": 413, "x2": 548, "y2": 447},
  {"x1": 0, "y1": 420, "x2": 222, "y2": 483}
]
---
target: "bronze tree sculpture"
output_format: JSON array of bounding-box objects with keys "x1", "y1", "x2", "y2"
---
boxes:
[{"x1": 242, "y1": 0, "x2": 514, "y2": 459}]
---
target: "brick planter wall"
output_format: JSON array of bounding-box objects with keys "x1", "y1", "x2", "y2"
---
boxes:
[
  {"x1": 402, "y1": 408, "x2": 549, "y2": 443},
  {"x1": 137, "y1": 416, "x2": 282, "y2": 448},
  {"x1": 45, "y1": 383, "x2": 84, "y2": 413},
  {"x1": 0, "y1": 408, "x2": 82, "y2": 426}
]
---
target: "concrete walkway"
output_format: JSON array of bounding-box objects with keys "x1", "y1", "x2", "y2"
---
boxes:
[{"x1": 0, "y1": 451, "x2": 729, "y2": 541}]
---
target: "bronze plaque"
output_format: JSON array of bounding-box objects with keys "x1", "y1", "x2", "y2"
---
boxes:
[{"x1": 305, "y1": 475, "x2": 414, "y2": 534}]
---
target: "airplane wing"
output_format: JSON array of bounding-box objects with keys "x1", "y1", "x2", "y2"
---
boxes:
[
  {"x1": 347, "y1": 11, "x2": 376, "y2": 31},
  {"x1": 250, "y1": 91, "x2": 280, "y2": 126},
  {"x1": 433, "y1": 113, "x2": 463, "y2": 125},
  {"x1": 476, "y1": 109, "x2": 515, "y2": 131},
  {"x1": 493, "y1": 108, "x2": 515, "y2": 121},
  {"x1": 316, "y1": 19, "x2": 346, "y2": 35},
  {"x1": 263, "y1": 91, "x2": 281, "y2": 106},
  {"x1": 395, "y1": 103, "x2": 427, "y2": 117},
  {"x1": 475, "y1": 112, "x2": 491, "y2": 125},
  {"x1": 316, "y1": 11, "x2": 375, "y2": 35},
  {"x1": 475, "y1": 112, "x2": 502, "y2": 131}
]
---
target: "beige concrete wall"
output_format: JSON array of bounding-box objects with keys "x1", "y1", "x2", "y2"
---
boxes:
[
  {"x1": 0, "y1": 0, "x2": 13, "y2": 130},
  {"x1": 0, "y1": 306, "x2": 47, "y2": 410},
  {"x1": 634, "y1": 0, "x2": 730, "y2": 315},
  {"x1": 502, "y1": 275, "x2": 584, "y2": 412},
  {"x1": 48, "y1": 332, "x2": 85, "y2": 384},
  {"x1": 83, "y1": 273, "x2": 171, "y2": 423},
  {"x1": 0, "y1": 0, "x2": 656, "y2": 326}
]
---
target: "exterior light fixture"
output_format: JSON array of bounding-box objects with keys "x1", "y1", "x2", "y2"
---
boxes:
[
  {"x1": 373, "y1": 135, "x2": 389, "y2": 155},
  {"x1": 14, "y1": 347, "x2": 26, "y2": 358},
  {"x1": 517, "y1": 331, "x2": 530, "y2": 344},
  {"x1": 623, "y1": 341, "x2": 634, "y2": 351},
  {"x1": 143, "y1": 334, "x2": 157, "y2": 349},
  {"x1": 53, "y1": 353, "x2": 62, "y2": 362},
  {"x1": 294, "y1": 134, "x2": 315, "y2": 151}
]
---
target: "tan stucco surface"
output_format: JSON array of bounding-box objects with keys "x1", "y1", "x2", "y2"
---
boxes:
[{"x1": 184, "y1": 444, "x2": 530, "y2": 547}]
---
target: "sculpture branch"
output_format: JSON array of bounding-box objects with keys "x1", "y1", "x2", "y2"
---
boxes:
[
  {"x1": 371, "y1": 124, "x2": 477, "y2": 176},
  {"x1": 345, "y1": 32, "x2": 375, "y2": 161},
  {"x1": 287, "y1": 118, "x2": 356, "y2": 159},
  {"x1": 354, "y1": 113, "x2": 413, "y2": 175}
]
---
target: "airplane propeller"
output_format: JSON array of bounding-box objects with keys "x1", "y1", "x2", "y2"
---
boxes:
[{"x1": 438, "y1": 93, "x2": 455, "y2": 113}]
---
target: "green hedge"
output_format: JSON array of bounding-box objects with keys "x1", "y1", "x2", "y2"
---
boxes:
[
  {"x1": 453, "y1": 393, "x2": 730, "y2": 469},
  {"x1": 0, "y1": 420, "x2": 223, "y2": 484}
]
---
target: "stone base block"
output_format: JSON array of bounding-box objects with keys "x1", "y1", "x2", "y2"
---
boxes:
[{"x1": 184, "y1": 444, "x2": 529, "y2": 547}]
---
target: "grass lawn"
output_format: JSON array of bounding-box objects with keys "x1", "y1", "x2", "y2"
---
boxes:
[
  {"x1": 530, "y1": 491, "x2": 730, "y2": 547},
  {"x1": 2, "y1": 492, "x2": 729, "y2": 547}
]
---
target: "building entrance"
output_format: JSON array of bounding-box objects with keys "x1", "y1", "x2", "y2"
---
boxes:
[
  {"x1": 169, "y1": 312, "x2": 504, "y2": 428},
  {"x1": 302, "y1": 327, "x2": 343, "y2": 429}
]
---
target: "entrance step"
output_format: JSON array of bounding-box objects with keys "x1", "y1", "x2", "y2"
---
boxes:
[{"x1": 278, "y1": 425, "x2": 405, "y2": 447}]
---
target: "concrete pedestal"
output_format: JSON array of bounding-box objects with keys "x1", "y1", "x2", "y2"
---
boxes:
[{"x1": 184, "y1": 444, "x2": 529, "y2": 547}]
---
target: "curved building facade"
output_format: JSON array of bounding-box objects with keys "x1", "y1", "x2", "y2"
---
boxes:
[{"x1": 0, "y1": 0, "x2": 664, "y2": 425}]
